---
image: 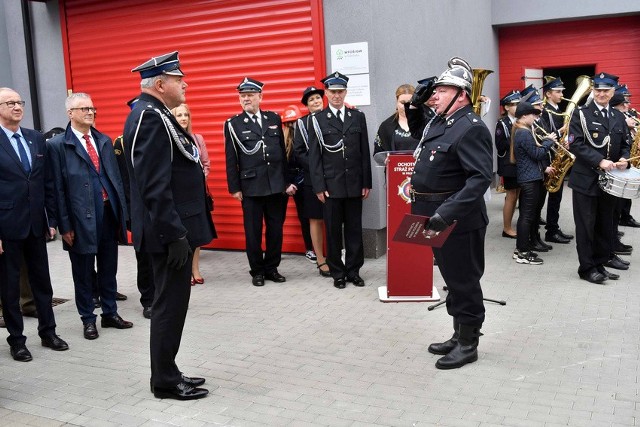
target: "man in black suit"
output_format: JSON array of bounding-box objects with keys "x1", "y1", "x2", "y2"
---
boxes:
[
  {"x1": 124, "y1": 51, "x2": 214, "y2": 400},
  {"x1": 406, "y1": 58, "x2": 493, "y2": 369},
  {"x1": 224, "y1": 77, "x2": 287, "y2": 287},
  {"x1": 568, "y1": 72, "x2": 630, "y2": 284},
  {"x1": 539, "y1": 77, "x2": 574, "y2": 244},
  {"x1": 307, "y1": 72, "x2": 372, "y2": 289},
  {"x1": 0, "y1": 87, "x2": 69, "y2": 361},
  {"x1": 113, "y1": 97, "x2": 155, "y2": 320},
  {"x1": 48, "y1": 93, "x2": 132, "y2": 340}
]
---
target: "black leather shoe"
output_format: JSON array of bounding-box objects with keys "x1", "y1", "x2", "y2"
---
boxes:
[
  {"x1": 143, "y1": 306, "x2": 152, "y2": 319},
  {"x1": 41, "y1": 334, "x2": 69, "y2": 351},
  {"x1": 334, "y1": 278, "x2": 346, "y2": 289},
  {"x1": 614, "y1": 241, "x2": 633, "y2": 254},
  {"x1": 597, "y1": 266, "x2": 620, "y2": 280},
  {"x1": 611, "y1": 254, "x2": 630, "y2": 266},
  {"x1": 347, "y1": 275, "x2": 365, "y2": 287},
  {"x1": 115, "y1": 292, "x2": 128, "y2": 301},
  {"x1": 620, "y1": 216, "x2": 640, "y2": 228},
  {"x1": 153, "y1": 382, "x2": 209, "y2": 400},
  {"x1": 10, "y1": 345, "x2": 33, "y2": 362},
  {"x1": 93, "y1": 297, "x2": 101, "y2": 308},
  {"x1": 557, "y1": 229, "x2": 574, "y2": 240},
  {"x1": 579, "y1": 271, "x2": 606, "y2": 284},
  {"x1": 604, "y1": 256, "x2": 630, "y2": 270},
  {"x1": 252, "y1": 274, "x2": 265, "y2": 286},
  {"x1": 264, "y1": 271, "x2": 286, "y2": 283},
  {"x1": 84, "y1": 322, "x2": 99, "y2": 340},
  {"x1": 182, "y1": 374, "x2": 205, "y2": 387},
  {"x1": 101, "y1": 314, "x2": 133, "y2": 329},
  {"x1": 545, "y1": 232, "x2": 570, "y2": 244},
  {"x1": 530, "y1": 241, "x2": 549, "y2": 252}
]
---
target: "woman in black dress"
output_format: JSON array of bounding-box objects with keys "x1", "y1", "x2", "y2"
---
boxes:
[{"x1": 374, "y1": 84, "x2": 420, "y2": 154}]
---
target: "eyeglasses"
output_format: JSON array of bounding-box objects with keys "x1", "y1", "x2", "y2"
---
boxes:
[
  {"x1": 0, "y1": 101, "x2": 26, "y2": 108},
  {"x1": 69, "y1": 107, "x2": 97, "y2": 114}
]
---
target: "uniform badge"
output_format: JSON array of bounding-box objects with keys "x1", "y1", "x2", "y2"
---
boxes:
[
  {"x1": 568, "y1": 134, "x2": 575, "y2": 143},
  {"x1": 447, "y1": 119, "x2": 454, "y2": 126},
  {"x1": 599, "y1": 73, "x2": 605, "y2": 79},
  {"x1": 327, "y1": 112, "x2": 331, "y2": 118},
  {"x1": 269, "y1": 125, "x2": 278, "y2": 129},
  {"x1": 114, "y1": 149, "x2": 122, "y2": 155},
  {"x1": 347, "y1": 111, "x2": 352, "y2": 117},
  {"x1": 429, "y1": 150, "x2": 436, "y2": 161},
  {"x1": 593, "y1": 132, "x2": 598, "y2": 138},
  {"x1": 243, "y1": 117, "x2": 249, "y2": 123},
  {"x1": 472, "y1": 119, "x2": 478, "y2": 123}
]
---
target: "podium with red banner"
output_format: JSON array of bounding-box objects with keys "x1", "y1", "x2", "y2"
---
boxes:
[{"x1": 374, "y1": 152, "x2": 440, "y2": 302}]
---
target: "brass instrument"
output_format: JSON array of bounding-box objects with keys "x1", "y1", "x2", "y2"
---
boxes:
[
  {"x1": 624, "y1": 111, "x2": 640, "y2": 127},
  {"x1": 630, "y1": 124, "x2": 640, "y2": 168},
  {"x1": 533, "y1": 122, "x2": 575, "y2": 160},
  {"x1": 470, "y1": 68, "x2": 493, "y2": 115},
  {"x1": 540, "y1": 76, "x2": 592, "y2": 192}
]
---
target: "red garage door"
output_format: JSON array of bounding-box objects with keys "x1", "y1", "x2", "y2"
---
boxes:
[
  {"x1": 59, "y1": 0, "x2": 326, "y2": 251},
  {"x1": 498, "y1": 15, "x2": 640, "y2": 101}
]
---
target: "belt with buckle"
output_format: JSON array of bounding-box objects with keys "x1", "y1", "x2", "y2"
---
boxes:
[{"x1": 410, "y1": 189, "x2": 455, "y2": 202}]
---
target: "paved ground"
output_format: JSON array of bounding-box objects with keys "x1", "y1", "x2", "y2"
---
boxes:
[{"x1": 1, "y1": 186, "x2": 639, "y2": 426}]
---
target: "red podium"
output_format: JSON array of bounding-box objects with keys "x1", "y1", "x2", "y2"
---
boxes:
[{"x1": 374, "y1": 152, "x2": 440, "y2": 302}]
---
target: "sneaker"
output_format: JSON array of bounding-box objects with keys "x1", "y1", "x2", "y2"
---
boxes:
[
  {"x1": 515, "y1": 251, "x2": 543, "y2": 265},
  {"x1": 305, "y1": 250, "x2": 317, "y2": 263}
]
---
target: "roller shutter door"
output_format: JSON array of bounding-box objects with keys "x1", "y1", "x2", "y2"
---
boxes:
[
  {"x1": 59, "y1": 0, "x2": 326, "y2": 251},
  {"x1": 498, "y1": 16, "x2": 640, "y2": 101}
]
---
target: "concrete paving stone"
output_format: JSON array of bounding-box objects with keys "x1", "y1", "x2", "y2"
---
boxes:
[
  {"x1": 436, "y1": 417, "x2": 482, "y2": 427},
  {"x1": 219, "y1": 406, "x2": 293, "y2": 425},
  {"x1": 163, "y1": 416, "x2": 209, "y2": 427},
  {"x1": 459, "y1": 411, "x2": 506, "y2": 424},
  {"x1": 307, "y1": 414, "x2": 354, "y2": 426},
  {"x1": 250, "y1": 394, "x2": 310, "y2": 411}
]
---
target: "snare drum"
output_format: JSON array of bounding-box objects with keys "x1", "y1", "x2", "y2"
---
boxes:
[{"x1": 598, "y1": 167, "x2": 640, "y2": 199}]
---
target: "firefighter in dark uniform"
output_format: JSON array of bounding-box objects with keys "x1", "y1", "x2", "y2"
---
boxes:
[
  {"x1": 615, "y1": 83, "x2": 640, "y2": 228},
  {"x1": 123, "y1": 51, "x2": 214, "y2": 400},
  {"x1": 568, "y1": 72, "x2": 630, "y2": 284},
  {"x1": 113, "y1": 97, "x2": 155, "y2": 320},
  {"x1": 224, "y1": 77, "x2": 287, "y2": 287},
  {"x1": 539, "y1": 77, "x2": 574, "y2": 244},
  {"x1": 407, "y1": 57, "x2": 492, "y2": 370},
  {"x1": 307, "y1": 72, "x2": 372, "y2": 289}
]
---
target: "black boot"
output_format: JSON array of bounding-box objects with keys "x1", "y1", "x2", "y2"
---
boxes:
[
  {"x1": 435, "y1": 324, "x2": 481, "y2": 370},
  {"x1": 428, "y1": 318, "x2": 458, "y2": 355},
  {"x1": 536, "y1": 232, "x2": 553, "y2": 251}
]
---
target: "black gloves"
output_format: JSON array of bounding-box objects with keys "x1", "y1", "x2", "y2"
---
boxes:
[
  {"x1": 167, "y1": 237, "x2": 191, "y2": 270},
  {"x1": 425, "y1": 213, "x2": 449, "y2": 232},
  {"x1": 410, "y1": 76, "x2": 437, "y2": 107}
]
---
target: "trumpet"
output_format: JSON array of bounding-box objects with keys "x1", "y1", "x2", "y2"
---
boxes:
[
  {"x1": 532, "y1": 122, "x2": 568, "y2": 154},
  {"x1": 624, "y1": 111, "x2": 640, "y2": 127}
]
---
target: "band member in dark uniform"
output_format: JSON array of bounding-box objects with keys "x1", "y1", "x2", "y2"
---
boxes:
[
  {"x1": 224, "y1": 78, "x2": 287, "y2": 287},
  {"x1": 539, "y1": 77, "x2": 574, "y2": 244},
  {"x1": 495, "y1": 90, "x2": 521, "y2": 239},
  {"x1": 307, "y1": 72, "x2": 372, "y2": 289},
  {"x1": 407, "y1": 58, "x2": 492, "y2": 369},
  {"x1": 614, "y1": 84, "x2": 640, "y2": 229},
  {"x1": 568, "y1": 72, "x2": 630, "y2": 284},
  {"x1": 124, "y1": 51, "x2": 214, "y2": 400}
]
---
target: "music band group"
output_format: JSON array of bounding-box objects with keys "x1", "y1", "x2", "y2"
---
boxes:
[
  {"x1": 495, "y1": 72, "x2": 638, "y2": 285},
  {"x1": 0, "y1": 49, "x2": 637, "y2": 400}
]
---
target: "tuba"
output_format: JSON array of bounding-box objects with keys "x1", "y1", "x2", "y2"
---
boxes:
[
  {"x1": 471, "y1": 69, "x2": 493, "y2": 115},
  {"x1": 543, "y1": 75, "x2": 592, "y2": 193}
]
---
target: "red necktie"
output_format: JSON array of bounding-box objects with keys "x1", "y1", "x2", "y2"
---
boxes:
[{"x1": 83, "y1": 134, "x2": 108, "y2": 201}]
